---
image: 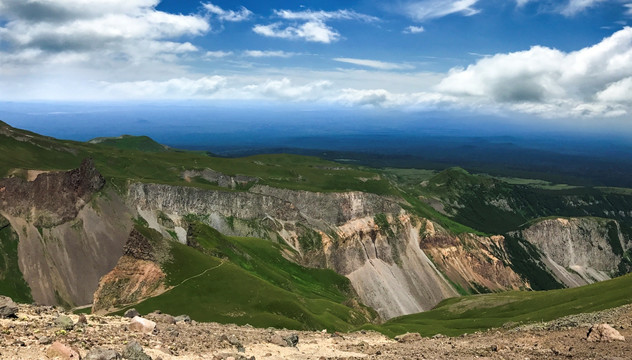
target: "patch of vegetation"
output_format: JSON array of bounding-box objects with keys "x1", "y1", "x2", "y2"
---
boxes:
[
  {"x1": 89, "y1": 135, "x2": 168, "y2": 152},
  {"x1": 504, "y1": 235, "x2": 564, "y2": 291},
  {"x1": 0, "y1": 219, "x2": 33, "y2": 303},
  {"x1": 115, "y1": 222, "x2": 375, "y2": 331},
  {"x1": 606, "y1": 221, "x2": 624, "y2": 256},
  {"x1": 367, "y1": 273, "x2": 632, "y2": 337},
  {"x1": 297, "y1": 225, "x2": 323, "y2": 253},
  {"x1": 374, "y1": 213, "x2": 394, "y2": 238}
]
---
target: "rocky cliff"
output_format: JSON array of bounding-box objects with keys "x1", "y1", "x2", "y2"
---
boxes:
[
  {"x1": 513, "y1": 217, "x2": 631, "y2": 287},
  {"x1": 0, "y1": 161, "x2": 133, "y2": 307},
  {"x1": 92, "y1": 228, "x2": 169, "y2": 313},
  {"x1": 0, "y1": 158, "x2": 105, "y2": 227},
  {"x1": 419, "y1": 220, "x2": 529, "y2": 293},
  {"x1": 127, "y1": 182, "x2": 530, "y2": 319}
]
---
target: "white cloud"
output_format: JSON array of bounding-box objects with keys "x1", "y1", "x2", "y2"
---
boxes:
[
  {"x1": 625, "y1": 3, "x2": 632, "y2": 15},
  {"x1": 242, "y1": 78, "x2": 333, "y2": 101},
  {"x1": 435, "y1": 27, "x2": 632, "y2": 117},
  {"x1": 243, "y1": 50, "x2": 297, "y2": 58},
  {"x1": 203, "y1": 2, "x2": 252, "y2": 22},
  {"x1": 104, "y1": 76, "x2": 227, "y2": 98},
  {"x1": 400, "y1": 0, "x2": 481, "y2": 22},
  {"x1": 560, "y1": 0, "x2": 607, "y2": 16},
  {"x1": 0, "y1": 0, "x2": 209, "y2": 67},
  {"x1": 333, "y1": 58, "x2": 414, "y2": 70},
  {"x1": 253, "y1": 21, "x2": 339, "y2": 43},
  {"x1": 597, "y1": 77, "x2": 632, "y2": 103},
  {"x1": 273, "y1": 9, "x2": 379, "y2": 23},
  {"x1": 515, "y1": 0, "x2": 532, "y2": 7},
  {"x1": 203, "y1": 50, "x2": 233, "y2": 59},
  {"x1": 403, "y1": 25, "x2": 425, "y2": 34},
  {"x1": 253, "y1": 8, "x2": 377, "y2": 43}
]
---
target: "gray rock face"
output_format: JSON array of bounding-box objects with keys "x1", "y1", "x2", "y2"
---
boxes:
[
  {"x1": 85, "y1": 347, "x2": 122, "y2": 360},
  {"x1": 124, "y1": 309, "x2": 140, "y2": 318},
  {"x1": 55, "y1": 315, "x2": 74, "y2": 331},
  {"x1": 122, "y1": 341, "x2": 152, "y2": 360},
  {"x1": 516, "y1": 218, "x2": 630, "y2": 287},
  {"x1": 9, "y1": 190, "x2": 133, "y2": 307},
  {"x1": 0, "y1": 296, "x2": 18, "y2": 318}
]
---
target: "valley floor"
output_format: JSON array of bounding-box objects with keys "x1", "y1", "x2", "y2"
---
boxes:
[{"x1": 0, "y1": 304, "x2": 630, "y2": 359}]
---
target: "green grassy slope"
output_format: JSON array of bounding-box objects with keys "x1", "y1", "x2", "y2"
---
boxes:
[
  {"x1": 89, "y1": 135, "x2": 168, "y2": 152},
  {"x1": 0, "y1": 121, "x2": 395, "y2": 195},
  {"x1": 115, "y1": 223, "x2": 374, "y2": 331},
  {"x1": 366, "y1": 273, "x2": 632, "y2": 337},
  {"x1": 0, "y1": 217, "x2": 32, "y2": 303}
]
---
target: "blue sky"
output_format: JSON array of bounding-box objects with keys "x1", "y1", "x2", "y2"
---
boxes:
[{"x1": 1, "y1": 0, "x2": 632, "y2": 121}]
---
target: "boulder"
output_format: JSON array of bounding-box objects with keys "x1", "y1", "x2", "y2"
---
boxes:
[
  {"x1": 55, "y1": 315, "x2": 75, "y2": 331},
  {"x1": 394, "y1": 332, "x2": 423, "y2": 343},
  {"x1": 174, "y1": 314, "x2": 191, "y2": 323},
  {"x1": 284, "y1": 333, "x2": 299, "y2": 347},
  {"x1": 46, "y1": 341, "x2": 81, "y2": 359},
  {"x1": 124, "y1": 309, "x2": 140, "y2": 318},
  {"x1": 0, "y1": 296, "x2": 18, "y2": 318},
  {"x1": 587, "y1": 324, "x2": 625, "y2": 342},
  {"x1": 128, "y1": 316, "x2": 156, "y2": 334},
  {"x1": 77, "y1": 314, "x2": 88, "y2": 326},
  {"x1": 122, "y1": 341, "x2": 152, "y2": 360},
  {"x1": 85, "y1": 347, "x2": 121, "y2": 360},
  {"x1": 145, "y1": 311, "x2": 175, "y2": 324}
]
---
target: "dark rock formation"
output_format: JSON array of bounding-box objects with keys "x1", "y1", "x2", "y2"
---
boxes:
[{"x1": 0, "y1": 158, "x2": 105, "y2": 227}]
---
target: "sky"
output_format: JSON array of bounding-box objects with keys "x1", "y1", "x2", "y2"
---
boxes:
[{"x1": 1, "y1": 0, "x2": 632, "y2": 122}]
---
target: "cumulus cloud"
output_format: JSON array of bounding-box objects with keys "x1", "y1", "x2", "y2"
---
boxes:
[
  {"x1": 333, "y1": 58, "x2": 414, "y2": 70},
  {"x1": 0, "y1": 0, "x2": 209, "y2": 70},
  {"x1": 203, "y1": 2, "x2": 252, "y2": 22},
  {"x1": 243, "y1": 50, "x2": 297, "y2": 58},
  {"x1": 399, "y1": 0, "x2": 480, "y2": 22},
  {"x1": 253, "y1": 22, "x2": 339, "y2": 43},
  {"x1": 435, "y1": 27, "x2": 632, "y2": 117},
  {"x1": 242, "y1": 78, "x2": 333, "y2": 101},
  {"x1": 253, "y1": 9, "x2": 377, "y2": 43},
  {"x1": 403, "y1": 25, "x2": 425, "y2": 34}
]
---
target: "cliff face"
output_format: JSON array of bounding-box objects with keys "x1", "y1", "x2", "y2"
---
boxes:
[
  {"x1": 127, "y1": 182, "x2": 529, "y2": 319},
  {"x1": 514, "y1": 218, "x2": 631, "y2": 287},
  {"x1": 420, "y1": 221, "x2": 529, "y2": 293},
  {"x1": 0, "y1": 161, "x2": 132, "y2": 307},
  {"x1": 322, "y1": 214, "x2": 457, "y2": 319},
  {"x1": 0, "y1": 159, "x2": 105, "y2": 227},
  {"x1": 92, "y1": 228, "x2": 168, "y2": 313}
]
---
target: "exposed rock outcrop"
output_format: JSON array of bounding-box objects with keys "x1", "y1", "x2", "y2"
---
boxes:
[
  {"x1": 514, "y1": 218, "x2": 630, "y2": 287},
  {"x1": 182, "y1": 168, "x2": 258, "y2": 189},
  {"x1": 4, "y1": 188, "x2": 132, "y2": 307},
  {"x1": 420, "y1": 220, "x2": 529, "y2": 293},
  {"x1": 92, "y1": 229, "x2": 168, "y2": 313},
  {"x1": 0, "y1": 158, "x2": 105, "y2": 227}
]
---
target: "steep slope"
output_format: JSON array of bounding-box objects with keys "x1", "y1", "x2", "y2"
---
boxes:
[
  {"x1": 511, "y1": 217, "x2": 631, "y2": 287},
  {"x1": 102, "y1": 222, "x2": 377, "y2": 331},
  {"x1": 0, "y1": 160, "x2": 133, "y2": 307},
  {"x1": 371, "y1": 273, "x2": 632, "y2": 338}
]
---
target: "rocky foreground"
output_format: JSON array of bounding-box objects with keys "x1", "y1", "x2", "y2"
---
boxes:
[{"x1": 0, "y1": 296, "x2": 630, "y2": 360}]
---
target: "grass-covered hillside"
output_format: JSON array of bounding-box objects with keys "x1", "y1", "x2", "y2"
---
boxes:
[
  {"x1": 114, "y1": 222, "x2": 376, "y2": 332},
  {"x1": 367, "y1": 273, "x2": 632, "y2": 337},
  {"x1": 0, "y1": 120, "x2": 396, "y2": 196}
]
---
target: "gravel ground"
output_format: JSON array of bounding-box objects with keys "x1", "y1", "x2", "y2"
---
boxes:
[{"x1": 1, "y1": 304, "x2": 630, "y2": 360}]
